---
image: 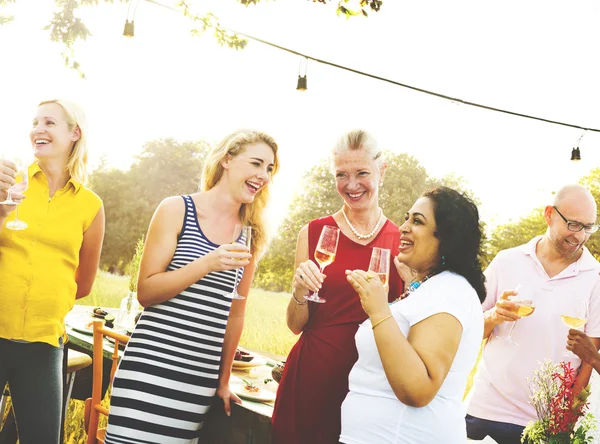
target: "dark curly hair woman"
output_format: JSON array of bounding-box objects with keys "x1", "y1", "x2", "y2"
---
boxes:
[{"x1": 341, "y1": 186, "x2": 486, "y2": 444}]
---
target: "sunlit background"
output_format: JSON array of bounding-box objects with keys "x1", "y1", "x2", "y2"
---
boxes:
[{"x1": 1, "y1": 0, "x2": 599, "y2": 233}]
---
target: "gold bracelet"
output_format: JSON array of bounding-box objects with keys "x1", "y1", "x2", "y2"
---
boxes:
[{"x1": 372, "y1": 314, "x2": 393, "y2": 329}]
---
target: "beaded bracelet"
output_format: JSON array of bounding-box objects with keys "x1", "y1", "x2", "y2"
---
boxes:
[
  {"x1": 292, "y1": 293, "x2": 308, "y2": 305},
  {"x1": 372, "y1": 314, "x2": 393, "y2": 329}
]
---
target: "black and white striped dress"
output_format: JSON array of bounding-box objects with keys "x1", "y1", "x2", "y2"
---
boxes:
[{"x1": 105, "y1": 195, "x2": 242, "y2": 443}]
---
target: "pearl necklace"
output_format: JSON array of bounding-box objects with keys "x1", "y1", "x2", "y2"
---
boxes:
[{"x1": 341, "y1": 206, "x2": 384, "y2": 240}]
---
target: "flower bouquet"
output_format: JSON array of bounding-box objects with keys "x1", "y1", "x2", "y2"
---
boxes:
[{"x1": 522, "y1": 360, "x2": 596, "y2": 444}]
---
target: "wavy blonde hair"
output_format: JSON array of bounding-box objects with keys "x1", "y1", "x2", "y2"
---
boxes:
[
  {"x1": 201, "y1": 129, "x2": 280, "y2": 257},
  {"x1": 38, "y1": 99, "x2": 90, "y2": 185}
]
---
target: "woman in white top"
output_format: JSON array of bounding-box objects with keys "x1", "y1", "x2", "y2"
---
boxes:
[{"x1": 341, "y1": 186, "x2": 486, "y2": 444}]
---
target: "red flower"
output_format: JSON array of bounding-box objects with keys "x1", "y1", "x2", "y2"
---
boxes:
[{"x1": 547, "y1": 362, "x2": 588, "y2": 435}]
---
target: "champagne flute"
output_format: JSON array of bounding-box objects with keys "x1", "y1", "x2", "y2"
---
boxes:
[
  {"x1": 498, "y1": 284, "x2": 536, "y2": 346},
  {"x1": 0, "y1": 157, "x2": 29, "y2": 230},
  {"x1": 562, "y1": 298, "x2": 589, "y2": 360},
  {"x1": 369, "y1": 247, "x2": 391, "y2": 287},
  {"x1": 227, "y1": 224, "x2": 251, "y2": 300},
  {"x1": 305, "y1": 225, "x2": 340, "y2": 303}
]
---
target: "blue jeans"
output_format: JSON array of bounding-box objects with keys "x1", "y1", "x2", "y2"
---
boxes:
[
  {"x1": 466, "y1": 414, "x2": 528, "y2": 444},
  {"x1": 0, "y1": 338, "x2": 64, "y2": 444}
]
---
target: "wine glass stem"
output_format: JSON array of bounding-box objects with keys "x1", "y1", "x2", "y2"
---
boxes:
[
  {"x1": 233, "y1": 268, "x2": 239, "y2": 292},
  {"x1": 14, "y1": 205, "x2": 19, "y2": 221},
  {"x1": 507, "y1": 321, "x2": 517, "y2": 338}
]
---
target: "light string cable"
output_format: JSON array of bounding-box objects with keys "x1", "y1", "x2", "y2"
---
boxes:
[{"x1": 143, "y1": 0, "x2": 600, "y2": 134}]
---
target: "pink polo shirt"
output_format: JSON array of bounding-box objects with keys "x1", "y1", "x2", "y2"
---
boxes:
[{"x1": 466, "y1": 236, "x2": 600, "y2": 426}]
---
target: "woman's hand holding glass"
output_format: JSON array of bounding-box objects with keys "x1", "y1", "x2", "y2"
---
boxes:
[
  {"x1": 205, "y1": 243, "x2": 251, "y2": 273},
  {"x1": 346, "y1": 269, "x2": 390, "y2": 320},
  {"x1": 0, "y1": 157, "x2": 28, "y2": 228},
  {"x1": 295, "y1": 260, "x2": 324, "y2": 295}
]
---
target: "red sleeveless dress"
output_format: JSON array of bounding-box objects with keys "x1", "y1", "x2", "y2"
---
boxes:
[{"x1": 271, "y1": 216, "x2": 404, "y2": 444}]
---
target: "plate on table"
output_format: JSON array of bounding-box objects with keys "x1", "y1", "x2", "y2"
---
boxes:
[
  {"x1": 231, "y1": 382, "x2": 276, "y2": 402},
  {"x1": 232, "y1": 356, "x2": 266, "y2": 369},
  {"x1": 68, "y1": 319, "x2": 99, "y2": 335}
]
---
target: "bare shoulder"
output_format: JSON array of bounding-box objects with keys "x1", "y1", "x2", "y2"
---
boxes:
[{"x1": 152, "y1": 196, "x2": 186, "y2": 229}]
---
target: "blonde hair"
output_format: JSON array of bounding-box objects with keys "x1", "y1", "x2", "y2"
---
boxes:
[
  {"x1": 331, "y1": 129, "x2": 384, "y2": 167},
  {"x1": 38, "y1": 99, "x2": 90, "y2": 185},
  {"x1": 201, "y1": 129, "x2": 280, "y2": 257}
]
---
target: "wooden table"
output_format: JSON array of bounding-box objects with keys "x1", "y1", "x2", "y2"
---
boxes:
[{"x1": 66, "y1": 305, "x2": 280, "y2": 444}]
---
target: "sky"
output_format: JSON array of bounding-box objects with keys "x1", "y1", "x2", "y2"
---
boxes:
[{"x1": 1, "y1": 0, "x2": 599, "y2": 235}]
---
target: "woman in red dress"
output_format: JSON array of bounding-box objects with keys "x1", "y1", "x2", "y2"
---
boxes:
[{"x1": 271, "y1": 129, "x2": 405, "y2": 444}]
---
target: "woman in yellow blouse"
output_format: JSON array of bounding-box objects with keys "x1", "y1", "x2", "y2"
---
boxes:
[{"x1": 0, "y1": 99, "x2": 105, "y2": 444}]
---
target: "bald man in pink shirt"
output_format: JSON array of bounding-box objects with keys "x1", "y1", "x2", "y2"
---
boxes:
[{"x1": 466, "y1": 184, "x2": 600, "y2": 444}]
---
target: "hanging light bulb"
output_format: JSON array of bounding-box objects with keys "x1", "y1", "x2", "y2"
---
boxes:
[
  {"x1": 296, "y1": 57, "x2": 308, "y2": 91},
  {"x1": 570, "y1": 130, "x2": 586, "y2": 161},
  {"x1": 123, "y1": 20, "x2": 135, "y2": 37}
]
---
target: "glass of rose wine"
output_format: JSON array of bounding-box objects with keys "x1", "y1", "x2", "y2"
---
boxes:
[
  {"x1": 368, "y1": 247, "x2": 391, "y2": 287},
  {"x1": 499, "y1": 285, "x2": 536, "y2": 346},
  {"x1": 0, "y1": 156, "x2": 29, "y2": 230},
  {"x1": 562, "y1": 298, "x2": 589, "y2": 359},
  {"x1": 227, "y1": 224, "x2": 252, "y2": 300},
  {"x1": 305, "y1": 225, "x2": 340, "y2": 303}
]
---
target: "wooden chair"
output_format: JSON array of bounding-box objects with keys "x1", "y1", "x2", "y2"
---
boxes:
[{"x1": 84, "y1": 320, "x2": 129, "y2": 444}]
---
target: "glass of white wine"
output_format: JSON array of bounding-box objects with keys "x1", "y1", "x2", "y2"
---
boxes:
[
  {"x1": 227, "y1": 224, "x2": 251, "y2": 300},
  {"x1": 499, "y1": 285, "x2": 536, "y2": 346},
  {"x1": 305, "y1": 225, "x2": 340, "y2": 303},
  {"x1": 0, "y1": 157, "x2": 29, "y2": 230},
  {"x1": 368, "y1": 247, "x2": 391, "y2": 287},
  {"x1": 562, "y1": 298, "x2": 589, "y2": 359}
]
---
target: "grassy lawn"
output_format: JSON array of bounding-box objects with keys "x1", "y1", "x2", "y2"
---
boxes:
[{"x1": 76, "y1": 272, "x2": 299, "y2": 357}]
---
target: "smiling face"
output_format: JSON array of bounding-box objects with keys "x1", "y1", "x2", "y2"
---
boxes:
[
  {"x1": 30, "y1": 103, "x2": 80, "y2": 163},
  {"x1": 397, "y1": 197, "x2": 441, "y2": 278},
  {"x1": 546, "y1": 198, "x2": 596, "y2": 260},
  {"x1": 222, "y1": 142, "x2": 275, "y2": 204},
  {"x1": 333, "y1": 149, "x2": 384, "y2": 211}
]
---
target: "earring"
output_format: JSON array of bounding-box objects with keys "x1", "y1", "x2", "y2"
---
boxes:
[{"x1": 441, "y1": 255, "x2": 446, "y2": 266}]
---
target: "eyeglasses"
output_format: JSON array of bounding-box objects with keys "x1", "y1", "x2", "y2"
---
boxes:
[{"x1": 552, "y1": 206, "x2": 599, "y2": 234}]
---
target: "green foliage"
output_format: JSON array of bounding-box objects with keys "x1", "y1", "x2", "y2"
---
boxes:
[
  {"x1": 124, "y1": 236, "x2": 144, "y2": 292},
  {"x1": 4, "y1": 0, "x2": 382, "y2": 76},
  {"x1": 580, "y1": 168, "x2": 600, "y2": 261},
  {"x1": 253, "y1": 152, "x2": 476, "y2": 292},
  {"x1": 90, "y1": 138, "x2": 209, "y2": 273},
  {"x1": 0, "y1": 0, "x2": 15, "y2": 25},
  {"x1": 486, "y1": 207, "x2": 547, "y2": 266}
]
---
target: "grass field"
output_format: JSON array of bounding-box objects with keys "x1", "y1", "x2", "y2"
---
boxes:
[{"x1": 4, "y1": 272, "x2": 479, "y2": 442}]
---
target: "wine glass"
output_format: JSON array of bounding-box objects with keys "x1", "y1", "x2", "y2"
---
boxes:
[
  {"x1": 497, "y1": 284, "x2": 536, "y2": 346},
  {"x1": 369, "y1": 247, "x2": 391, "y2": 287},
  {"x1": 305, "y1": 225, "x2": 340, "y2": 303},
  {"x1": 562, "y1": 298, "x2": 589, "y2": 360},
  {"x1": 227, "y1": 224, "x2": 251, "y2": 300},
  {"x1": 0, "y1": 157, "x2": 29, "y2": 230}
]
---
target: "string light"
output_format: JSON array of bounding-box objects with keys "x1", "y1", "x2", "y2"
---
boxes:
[
  {"x1": 571, "y1": 130, "x2": 586, "y2": 161},
  {"x1": 123, "y1": 0, "x2": 141, "y2": 37},
  {"x1": 139, "y1": 0, "x2": 600, "y2": 138},
  {"x1": 297, "y1": 57, "x2": 308, "y2": 91}
]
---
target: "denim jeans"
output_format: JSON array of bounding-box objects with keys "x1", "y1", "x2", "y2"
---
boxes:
[
  {"x1": 466, "y1": 414, "x2": 529, "y2": 444},
  {"x1": 0, "y1": 337, "x2": 64, "y2": 444}
]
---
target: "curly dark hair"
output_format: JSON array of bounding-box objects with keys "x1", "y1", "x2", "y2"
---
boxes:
[{"x1": 423, "y1": 186, "x2": 486, "y2": 303}]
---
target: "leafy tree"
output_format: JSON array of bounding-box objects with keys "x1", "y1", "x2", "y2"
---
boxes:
[
  {"x1": 90, "y1": 138, "x2": 209, "y2": 272},
  {"x1": 254, "y1": 152, "x2": 476, "y2": 292},
  {"x1": 1, "y1": 0, "x2": 384, "y2": 76}
]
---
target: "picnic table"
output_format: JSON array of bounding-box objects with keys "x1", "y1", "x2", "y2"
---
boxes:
[{"x1": 65, "y1": 304, "x2": 280, "y2": 444}]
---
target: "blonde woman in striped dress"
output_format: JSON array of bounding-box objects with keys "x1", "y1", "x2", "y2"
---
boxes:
[{"x1": 104, "y1": 129, "x2": 279, "y2": 443}]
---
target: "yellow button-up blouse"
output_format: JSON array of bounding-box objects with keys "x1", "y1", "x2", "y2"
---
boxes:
[{"x1": 0, "y1": 163, "x2": 102, "y2": 347}]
